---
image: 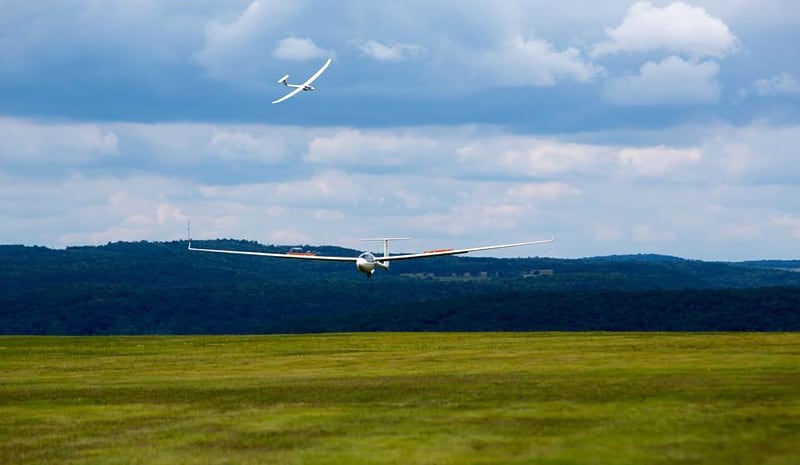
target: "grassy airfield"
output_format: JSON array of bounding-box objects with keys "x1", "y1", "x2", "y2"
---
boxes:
[{"x1": 1, "y1": 333, "x2": 798, "y2": 464}]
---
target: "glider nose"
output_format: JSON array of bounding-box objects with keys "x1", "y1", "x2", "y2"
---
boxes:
[{"x1": 356, "y1": 252, "x2": 377, "y2": 276}]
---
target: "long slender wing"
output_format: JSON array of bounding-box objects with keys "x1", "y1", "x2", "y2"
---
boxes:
[
  {"x1": 302, "y1": 57, "x2": 332, "y2": 87},
  {"x1": 271, "y1": 86, "x2": 305, "y2": 104},
  {"x1": 270, "y1": 58, "x2": 331, "y2": 104},
  {"x1": 377, "y1": 238, "x2": 553, "y2": 262},
  {"x1": 188, "y1": 243, "x2": 356, "y2": 262}
]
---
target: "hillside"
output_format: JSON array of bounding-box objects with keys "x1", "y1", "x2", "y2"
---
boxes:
[{"x1": 1, "y1": 240, "x2": 799, "y2": 334}]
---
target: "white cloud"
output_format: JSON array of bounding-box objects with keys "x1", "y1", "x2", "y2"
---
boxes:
[
  {"x1": 157, "y1": 203, "x2": 187, "y2": 225},
  {"x1": 592, "y1": 1, "x2": 740, "y2": 59},
  {"x1": 354, "y1": 40, "x2": 427, "y2": 61},
  {"x1": 457, "y1": 135, "x2": 707, "y2": 181},
  {"x1": 456, "y1": 137, "x2": 617, "y2": 177},
  {"x1": 593, "y1": 224, "x2": 626, "y2": 242},
  {"x1": 501, "y1": 141, "x2": 609, "y2": 174},
  {"x1": 0, "y1": 118, "x2": 118, "y2": 164},
  {"x1": 99, "y1": 122, "x2": 312, "y2": 182},
  {"x1": 469, "y1": 34, "x2": 600, "y2": 87},
  {"x1": 305, "y1": 129, "x2": 445, "y2": 166},
  {"x1": 194, "y1": 0, "x2": 294, "y2": 86},
  {"x1": 1, "y1": 116, "x2": 799, "y2": 260},
  {"x1": 700, "y1": 123, "x2": 800, "y2": 184},
  {"x1": 618, "y1": 146, "x2": 701, "y2": 177},
  {"x1": 602, "y1": 56, "x2": 720, "y2": 105},
  {"x1": 0, "y1": 172, "x2": 193, "y2": 246},
  {"x1": 5, "y1": 117, "x2": 798, "y2": 188},
  {"x1": 198, "y1": 170, "x2": 365, "y2": 208},
  {"x1": 0, "y1": 2, "x2": 214, "y2": 77},
  {"x1": 770, "y1": 214, "x2": 800, "y2": 240},
  {"x1": 632, "y1": 223, "x2": 674, "y2": 243},
  {"x1": 378, "y1": 183, "x2": 556, "y2": 240},
  {"x1": 4, "y1": 0, "x2": 798, "y2": 110},
  {"x1": 752, "y1": 73, "x2": 800, "y2": 97},
  {"x1": 504, "y1": 182, "x2": 581, "y2": 201},
  {"x1": 273, "y1": 37, "x2": 329, "y2": 61},
  {"x1": 207, "y1": 130, "x2": 288, "y2": 163}
]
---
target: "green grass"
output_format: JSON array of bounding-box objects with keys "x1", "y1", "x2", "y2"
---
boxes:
[{"x1": 1, "y1": 333, "x2": 798, "y2": 464}]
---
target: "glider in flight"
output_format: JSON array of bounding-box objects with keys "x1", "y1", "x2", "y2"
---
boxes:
[
  {"x1": 188, "y1": 236, "x2": 554, "y2": 278},
  {"x1": 272, "y1": 57, "x2": 332, "y2": 104}
]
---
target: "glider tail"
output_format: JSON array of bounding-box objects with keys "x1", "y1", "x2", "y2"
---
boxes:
[
  {"x1": 360, "y1": 237, "x2": 412, "y2": 269},
  {"x1": 278, "y1": 75, "x2": 289, "y2": 86}
]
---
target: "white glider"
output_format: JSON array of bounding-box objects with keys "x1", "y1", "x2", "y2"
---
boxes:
[
  {"x1": 188, "y1": 236, "x2": 553, "y2": 278},
  {"x1": 272, "y1": 57, "x2": 332, "y2": 104}
]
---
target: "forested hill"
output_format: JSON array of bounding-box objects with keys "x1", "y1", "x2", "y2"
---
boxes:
[{"x1": 1, "y1": 240, "x2": 799, "y2": 334}]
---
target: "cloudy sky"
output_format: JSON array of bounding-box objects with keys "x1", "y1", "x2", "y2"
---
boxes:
[{"x1": 1, "y1": 0, "x2": 799, "y2": 260}]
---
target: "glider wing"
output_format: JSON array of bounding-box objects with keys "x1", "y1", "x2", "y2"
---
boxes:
[
  {"x1": 376, "y1": 238, "x2": 554, "y2": 262},
  {"x1": 188, "y1": 243, "x2": 356, "y2": 262}
]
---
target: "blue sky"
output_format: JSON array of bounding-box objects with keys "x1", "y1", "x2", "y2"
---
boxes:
[{"x1": 1, "y1": 1, "x2": 799, "y2": 260}]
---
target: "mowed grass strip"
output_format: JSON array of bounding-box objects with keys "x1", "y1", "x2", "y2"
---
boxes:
[{"x1": 0, "y1": 333, "x2": 798, "y2": 464}]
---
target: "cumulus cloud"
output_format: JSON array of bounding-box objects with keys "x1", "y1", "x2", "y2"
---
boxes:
[
  {"x1": 273, "y1": 37, "x2": 329, "y2": 60},
  {"x1": 305, "y1": 129, "x2": 445, "y2": 166},
  {"x1": 104, "y1": 122, "x2": 315, "y2": 184},
  {"x1": 632, "y1": 223, "x2": 675, "y2": 243},
  {"x1": 354, "y1": 40, "x2": 427, "y2": 61},
  {"x1": 592, "y1": 1, "x2": 740, "y2": 59},
  {"x1": 602, "y1": 56, "x2": 720, "y2": 105},
  {"x1": 4, "y1": 0, "x2": 799, "y2": 122},
  {"x1": 380, "y1": 181, "x2": 562, "y2": 241},
  {"x1": 194, "y1": 0, "x2": 295, "y2": 85},
  {"x1": 207, "y1": 130, "x2": 288, "y2": 163},
  {"x1": 198, "y1": 170, "x2": 365, "y2": 208},
  {"x1": 57, "y1": 195, "x2": 187, "y2": 244},
  {"x1": 457, "y1": 135, "x2": 707, "y2": 182},
  {"x1": 456, "y1": 138, "x2": 617, "y2": 178},
  {"x1": 751, "y1": 73, "x2": 800, "y2": 97},
  {"x1": 700, "y1": 123, "x2": 800, "y2": 184},
  {"x1": 469, "y1": 34, "x2": 600, "y2": 86},
  {"x1": 6, "y1": 117, "x2": 797, "y2": 189},
  {"x1": 0, "y1": 172, "x2": 193, "y2": 246},
  {"x1": 0, "y1": 118, "x2": 118, "y2": 164},
  {"x1": 0, "y1": 2, "x2": 213, "y2": 77},
  {"x1": 2, "y1": 116, "x2": 799, "y2": 259},
  {"x1": 618, "y1": 146, "x2": 702, "y2": 177},
  {"x1": 504, "y1": 182, "x2": 581, "y2": 202}
]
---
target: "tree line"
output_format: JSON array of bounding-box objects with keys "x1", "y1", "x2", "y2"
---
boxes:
[{"x1": 1, "y1": 241, "x2": 799, "y2": 334}]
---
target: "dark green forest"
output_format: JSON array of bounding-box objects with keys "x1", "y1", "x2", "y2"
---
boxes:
[{"x1": 1, "y1": 240, "x2": 799, "y2": 334}]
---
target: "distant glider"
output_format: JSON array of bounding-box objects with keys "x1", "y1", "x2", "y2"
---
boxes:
[
  {"x1": 189, "y1": 236, "x2": 553, "y2": 279},
  {"x1": 272, "y1": 57, "x2": 332, "y2": 104}
]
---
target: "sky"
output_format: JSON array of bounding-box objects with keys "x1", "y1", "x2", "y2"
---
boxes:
[{"x1": 1, "y1": 0, "x2": 799, "y2": 260}]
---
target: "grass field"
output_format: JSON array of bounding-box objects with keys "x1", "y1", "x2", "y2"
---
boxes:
[{"x1": 1, "y1": 333, "x2": 798, "y2": 464}]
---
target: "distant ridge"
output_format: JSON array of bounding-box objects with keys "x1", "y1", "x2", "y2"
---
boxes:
[
  {"x1": 581, "y1": 253, "x2": 688, "y2": 263},
  {"x1": 732, "y1": 260, "x2": 800, "y2": 270},
  {"x1": 2, "y1": 240, "x2": 799, "y2": 334},
  {"x1": 3, "y1": 242, "x2": 797, "y2": 266}
]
